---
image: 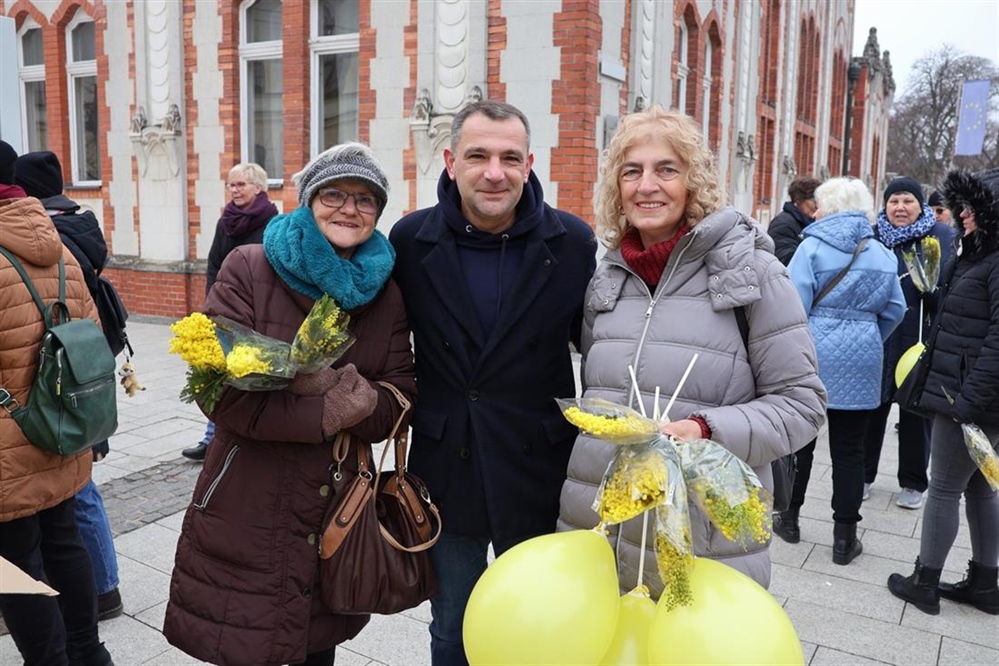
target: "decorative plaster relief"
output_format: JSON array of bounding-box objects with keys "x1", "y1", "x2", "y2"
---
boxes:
[
  {"x1": 146, "y1": 0, "x2": 172, "y2": 122},
  {"x1": 130, "y1": 103, "x2": 182, "y2": 180}
]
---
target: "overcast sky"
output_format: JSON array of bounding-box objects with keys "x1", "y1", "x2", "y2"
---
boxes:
[{"x1": 853, "y1": 0, "x2": 999, "y2": 94}]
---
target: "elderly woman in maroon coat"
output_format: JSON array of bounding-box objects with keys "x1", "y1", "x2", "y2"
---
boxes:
[{"x1": 164, "y1": 143, "x2": 416, "y2": 666}]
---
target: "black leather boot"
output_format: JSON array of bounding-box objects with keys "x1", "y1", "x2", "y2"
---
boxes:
[
  {"x1": 832, "y1": 521, "x2": 862, "y2": 565},
  {"x1": 772, "y1": 507, "x2": 800, "y2": 544},
  {"x1": 939, "y1": 560, "x2": 999, "y2": 615},
  {"x1": 888, "y1": 558, "x2": 942, "y2": 615}
]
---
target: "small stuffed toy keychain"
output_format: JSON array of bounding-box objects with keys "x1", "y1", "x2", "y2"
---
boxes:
[{"x1": 119, "y1": 357, "x2": 146, "y2": 397}]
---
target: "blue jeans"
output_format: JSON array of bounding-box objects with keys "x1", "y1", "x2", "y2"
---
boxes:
[
  {"x1": 75, "y1": 480, "x2": 119, "y2": 595},
  {"x1": 201, "y1": 420, "x2": 215, "y2": 445},
  {"x1": 428, "y1": 533, "x2": 525, "y2": 666}
]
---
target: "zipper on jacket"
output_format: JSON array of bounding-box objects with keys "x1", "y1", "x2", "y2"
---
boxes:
[{"x1": 193, "y1": 445, "x2": 240, "y2": 510}]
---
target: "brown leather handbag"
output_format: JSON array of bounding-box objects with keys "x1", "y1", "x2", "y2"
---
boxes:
[{"x1": 317, "y1": 382, "x2": 441, "y2": 615}]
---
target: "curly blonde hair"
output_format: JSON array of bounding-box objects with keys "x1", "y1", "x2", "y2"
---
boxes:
[{"x1": 595, "y1": 106, "x2": 725, "y2": 248}]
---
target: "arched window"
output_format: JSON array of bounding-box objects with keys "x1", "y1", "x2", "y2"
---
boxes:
[
  {"x1": 240, "y1": 0, "x2": 284, "y2": 179},
  {"x1": 675, "y1": 21, "x2": 688, "y2": 112},
  {"x1": 66, "y1": 11, "x2": 99, "y2": 183},
  {"x1": 18, "y1": 21, "x2": 47, "y2": 152},
  {"x1": 311, "y1": 0, "x2": 360, "y2": 153}
]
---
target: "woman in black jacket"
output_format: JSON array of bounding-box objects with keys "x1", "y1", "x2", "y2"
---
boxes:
[{"x1": 888, "y1": 168, "x2": 999, "y2": 616}]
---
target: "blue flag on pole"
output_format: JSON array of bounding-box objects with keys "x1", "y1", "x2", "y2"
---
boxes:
[{"x1": 954, "y1": 79, "x2": 990, "y2": 156}]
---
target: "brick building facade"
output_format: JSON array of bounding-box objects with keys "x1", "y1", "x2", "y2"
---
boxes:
[{"x1": 1, "y1": 0, "x2": 894, "y2": 317}]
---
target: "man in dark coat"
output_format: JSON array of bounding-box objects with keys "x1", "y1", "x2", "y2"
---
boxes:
[
  {"x1": 390, "y1": 100, "x2": 596, "y2": 666},
  {"x1": 767, "y1": 175, "x2": 821, "y2": 265}
]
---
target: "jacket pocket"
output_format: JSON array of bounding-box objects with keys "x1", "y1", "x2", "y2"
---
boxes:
[
  {"x1": 411, "y1": 409, "x2": 448, "y2": 443},
  {"x1": 193, "y1": 445, "x2": 239, "y2": 510}
]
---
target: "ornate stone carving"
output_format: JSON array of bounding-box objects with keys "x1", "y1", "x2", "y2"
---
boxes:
[
  {"x1": 160, "y1": 104, "x2": 182, "y2": 134},
  {"x1": 130, "y1": 106, "x2": 148, "y2": 135},
  {"x1": 130, "y1": 102, "x2": 182, "y2": 179},
  {"x1": 782, "y1": 155, "x2": 797, "y2": 176}
]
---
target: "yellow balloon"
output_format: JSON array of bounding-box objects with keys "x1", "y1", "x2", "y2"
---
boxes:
[
  {"x1": 463, "y1": 530, "x2": 620, "y2": 666},
  {"x1": 895, "y1": 342, "x2": 926, "y2": 388},
  {"x1": 600, "y1": 589, "x2": 658, "y2": 666},
  {"x1": 648, "y1": 558, "x2": 803, "y2": 666}
]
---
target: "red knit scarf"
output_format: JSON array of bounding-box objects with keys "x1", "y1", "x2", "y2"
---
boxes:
[{"x1": 620, "y1": 225, "x2": 691, "y2": 289}]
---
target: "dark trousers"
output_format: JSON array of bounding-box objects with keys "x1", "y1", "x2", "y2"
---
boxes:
[
  {"x1": 789, "y1": 439, "x2": 817, "y2": 510},
  {"x1": 863, "y1": 400, "x2": 931, "y2": 491},
  {"x1": 297, "y1": 646, "x2": 335, "y2": 666},
  {"x1": 828, "y1": 409, "x2": 873, "y2": 524},
  {"x1": 0, "y1": 497, "x2": 102, "y2": 666}
]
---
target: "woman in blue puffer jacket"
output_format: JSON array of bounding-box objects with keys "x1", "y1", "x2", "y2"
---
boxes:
[{"x1": 787, "y1": 177, "x2": 905, "y2": 565}]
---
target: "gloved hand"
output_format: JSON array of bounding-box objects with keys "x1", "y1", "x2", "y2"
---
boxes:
[
  {"x1": 321, "y1": 364, "x2": 378, "y2": 436},
  {"x1": 287, "y1": 366, "x2": 340, "y2": 396}
]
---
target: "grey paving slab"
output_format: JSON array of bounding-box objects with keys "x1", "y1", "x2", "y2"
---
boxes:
[
  {"x1": 770, "y1": 562, "x2": 903, "y2": 623},
  {"x1": 339, "y1": 612, "x2": 432, "y2": 666},
  {"x1": 785, "y1": 598, "x2": 943, "y2": 665},
  {"x1": 116, "y1": 553, "x2": 173, "y2": 616},
  {"x1": 938, "y1": 636, "x2": 999, "y2": 665},
  {"x1": 810, "y1": 646, "x2": 893, "y2": 665},
  {"x1": 114, "y1": 523, "x2": 181, "y2": 575},
  {"x1": 100, "y1": 615, "x2": 179, "y2": 666}
]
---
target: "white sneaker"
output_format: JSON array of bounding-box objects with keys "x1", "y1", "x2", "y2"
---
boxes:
[
  {"x1": 896, "y1": 488, "x2": 924, "y2": 509},
  {"x1": 862, "y1": 483, "x2": 871, "y2": 501}
]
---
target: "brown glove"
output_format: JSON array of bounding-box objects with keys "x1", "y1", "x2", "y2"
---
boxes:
[
  {"x1": 287, "y1": 366, "x2": 340, "y2": 396},
  {"x1": 321, "y1": 364, "x2": 378, "y2": 437}
]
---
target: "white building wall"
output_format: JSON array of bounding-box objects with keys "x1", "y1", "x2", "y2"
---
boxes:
[{"x1": 189, "y1": 3, "x2": 223, "y2": 260}]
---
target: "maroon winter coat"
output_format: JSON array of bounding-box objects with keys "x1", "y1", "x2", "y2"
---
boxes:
[{"x1": 163, "y1": 244, "x2": 416, "y2": 666}]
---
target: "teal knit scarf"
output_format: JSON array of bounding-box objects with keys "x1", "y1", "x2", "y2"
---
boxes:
[{"x1": 262, "y1": 206, "x2": 395, "y2": 309}]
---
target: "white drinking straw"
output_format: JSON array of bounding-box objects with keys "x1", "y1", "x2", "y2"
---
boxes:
[
  {"x1": 661, "y1": 352, "x2": 699, "y2": 422},
  {"x1": 628, "y1": 365, "x2": 647, "y2": 417}
]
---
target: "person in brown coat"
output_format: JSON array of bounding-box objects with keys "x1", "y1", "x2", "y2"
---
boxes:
[
  {"x1": 0, "y1": 140, "x2": 114, "y2": 664},
  {"x1": 163, "y1": 142, "x2": 416, "y2": 666}
]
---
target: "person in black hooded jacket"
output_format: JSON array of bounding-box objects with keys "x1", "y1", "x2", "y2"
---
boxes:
[
  {"x1": 14, "y1": 150, "x2": 125, "y2": 622},
  {"x1": 767, "y1": 175, "x2": 821, "y2": 265},
  {"x1": 888, "y1": 168, "x2": 999, "y2": 617}
]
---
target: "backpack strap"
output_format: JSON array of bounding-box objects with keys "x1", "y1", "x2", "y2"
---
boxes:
[{"x1": 0, "y1": 246, "x2": 68, "y2": 326}]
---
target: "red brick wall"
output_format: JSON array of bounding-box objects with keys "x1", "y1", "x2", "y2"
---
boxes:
[
  {"x1": 486, "y1": 0, "x2": 506, "y2": 100},
  {"x1": 551, "y1": 0, "x2": 600, "y2": 224}
]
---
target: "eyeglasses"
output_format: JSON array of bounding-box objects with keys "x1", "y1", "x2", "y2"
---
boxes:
[
  {"x1": 317, "y1": 188, "x2": 380, "y2": 215},
  {"x1": 226, "y1": 181, "x2": 253, "y2": 190},
  {"x1": 620, "y1": 164, "x2": 682, "y2": 182}
]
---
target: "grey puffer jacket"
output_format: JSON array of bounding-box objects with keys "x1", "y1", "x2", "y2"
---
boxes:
[{"x1": 558, "y1": 207, "x2": 827, "y2": 595}]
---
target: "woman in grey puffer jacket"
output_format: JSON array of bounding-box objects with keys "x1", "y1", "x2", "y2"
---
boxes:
[{"x1": 557, "y1": 107, "x2": 827, "y2": 595}]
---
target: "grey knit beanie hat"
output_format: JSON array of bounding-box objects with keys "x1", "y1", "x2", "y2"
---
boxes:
[{"x1": 293, "y1": 142, "x2": 389, "y2": 216}]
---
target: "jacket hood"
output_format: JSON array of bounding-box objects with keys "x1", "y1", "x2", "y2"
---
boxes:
[
  {"x1": 0, "y1": 197, "x2": 64, "y2": 267},
  {"x1": 943, "y1": 168, "x2": 999, "y2": 256},
  {"x1": 435, "y1": 169, "x2": 544, "y2": 243},
  {"x1": 803, "y1": 210, "x2": 874, "y2": 253}
]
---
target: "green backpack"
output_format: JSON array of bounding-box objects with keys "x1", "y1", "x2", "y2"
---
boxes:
[{"x1": 0, "y1": 247, "x2": 118, "y2": 456}]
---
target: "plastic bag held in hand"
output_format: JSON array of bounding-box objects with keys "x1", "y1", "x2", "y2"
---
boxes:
[{"x1": 321, "y1": 364, "x2": 378, "y2": 436}]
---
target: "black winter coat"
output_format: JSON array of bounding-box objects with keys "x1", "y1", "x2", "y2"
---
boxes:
[
  {"x1": 50, "y1": 209, "x2": 107, "y2": 296},
  {"x1": 767, "y1": 202, "x2": 813, "y2": 266},
  {"x1": 908, "y1": 170, "x2": 999, "y2": 425},
  {"x1": 389, "y1": 171, "x2": 596, "y2": 545}
]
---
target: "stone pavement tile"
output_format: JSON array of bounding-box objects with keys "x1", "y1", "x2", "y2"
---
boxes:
[
  {"x1": 157, "y1": 509, "x2": 186, "y2": 533},
  {"x1": 860, "y1": 530, "x2": 972, "y2": 576},
  {"x1": 901, "y1": 598, "x2": 999, "y2": 649},
  {"x1": 336, "y1": 645, "x2": 384, "y2": 665},
  {"x1": 939, "y1": 636, "x2": 999, "y2": 665},
  {"x1": 803, "y1": 548, "x2": 926, "y2": 588},
  {"x1": 784, "y1": 598, "x2": 942, "y2": 664},
  {"x1": 115, "y1": 523, "x2": 181, "y2": 575},
  {"x1": 858, "y1": 504, "x2": 920, "y2": 538},
  {"x1": 340, "y1": 610, "x2": 431, "y2": 666},
  {"x1": 144, "y1": 647, "x2": 210, "y2": 665},
  {"x1": 769, "y1": 536, "x2": 816, "y2": 568},
  {"x1": 811, "y1": 646, "x2": 892, "y2": 665},
  {"x1": 100, "y1": 614, "x2": 180, "y2": 666},
  {"x1": 0, "y1": 635, "x2": 18, "y2": 662},
  {"x1": 135, "y1": 600, "x2": 168, "y2": 634},
  {"x1": 117, "y1": 553, "x2": 172, "y2": 617},
  {"x1": 771, "y1": 562, "x2": 902, "y2": 623}
]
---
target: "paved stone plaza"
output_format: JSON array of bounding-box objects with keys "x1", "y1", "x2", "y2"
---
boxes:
[{"x1": 1, "y1": 319, "x2": 996, "y2": 665}]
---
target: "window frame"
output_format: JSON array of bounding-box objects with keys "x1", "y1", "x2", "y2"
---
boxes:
[
  {"x1": 309, "y1": 0, "x2": 361, "y2": 156},
  {"x1": 65, "y1": 11, "x2": 100, "y2": 185},
  {"x1": 239, "y1": 0, "x2": 284, "y2": 185},
  {"x1": 18, "y1": 21, "x2": 47, "y2": 153}
]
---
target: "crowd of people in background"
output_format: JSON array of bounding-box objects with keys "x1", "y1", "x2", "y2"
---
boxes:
[{"x1": 2, "y1": 97, "x2": 997, "y2": 666}]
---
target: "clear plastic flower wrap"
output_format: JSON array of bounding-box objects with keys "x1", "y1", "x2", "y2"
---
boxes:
[
  {"x1": 962, "y1": 423, "x2": 999, "y2": 491},
  {"x1": 901, "y1": 235, "x2": 941, "y2": 293},
  {"x1": 677, "y1": 438, "x2": 773, "y2": 547},
  {"x1": 557, "y1": 397, "x2": 659, "y2": 446},
  {"x1": 290, "y1": 294, "x2": 355, "y2": 374},
  {"x1": 213, "y1": 317, "x2": 297, "y2": 390},
  {"x1": 653, "y1": 458, "x2": 694, "y2": 611},
  {"x1": 594, "y1": 437, "x2": 677, "y2": 524}
]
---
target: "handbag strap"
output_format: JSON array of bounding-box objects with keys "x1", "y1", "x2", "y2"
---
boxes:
[{"x1": 813, "y1": 237, "x2": 868, "y2": 306}]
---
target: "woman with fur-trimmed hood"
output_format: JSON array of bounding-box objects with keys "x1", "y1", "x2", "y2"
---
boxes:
[{"x1": 888, "y1": 168, "x2": 999, "y2": 617}]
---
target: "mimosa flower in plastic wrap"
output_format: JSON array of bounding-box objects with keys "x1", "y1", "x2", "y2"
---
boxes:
[
  {"x1": 901, "y1": 235, "x2": 942, "y2": 293},
  {"x1": 653, "y1": 466, "x2": 694, "y2": 611},
  {"x1": 557, "y1": 397, "x2": 659, "y2": 445},
  {"x1": 594, "y1": 438, "x2": 675, "y2": 524},
  {"x1": 169, "y1": 296, "x2": 355, "y2": 412},
  {"x1": 963, "y1": 423, "x2": 999, "y2": 491},
  {"x1": 678, "y1": 439, "x2": 773, "y2": 546}
]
